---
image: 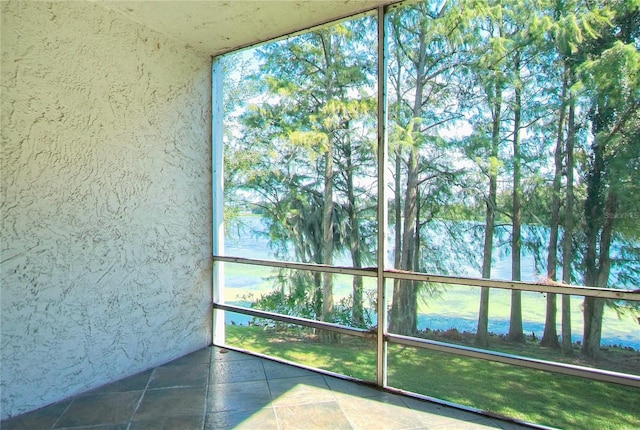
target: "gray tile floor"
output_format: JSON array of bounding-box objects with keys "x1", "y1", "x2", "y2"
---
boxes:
[{"x1": 2, "y1": 346, "x2": 535, "y2": 430}]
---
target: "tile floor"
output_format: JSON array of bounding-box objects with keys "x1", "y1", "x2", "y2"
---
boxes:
[{"x1": 2, "y1": 346, "x2": 536, "y2": 430}]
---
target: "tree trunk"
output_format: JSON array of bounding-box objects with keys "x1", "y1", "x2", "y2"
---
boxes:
[
  {"x1": 313, "y1": 271, "x2": 323, "y2": 320},
  {"x1": 345, "y1": 140, "x2": 364, "y2": 327},
  {"x1": 541, "y1": 63, "x2": 568, "y2": 349},
  {"x1": 319, "y1": 33, "x2": 338, "y2": 343},
  {"x1": 390, "y1": 27, "x2": 427, "y2": 336},
  {"x1": 561, "y1": 69, "x2": 576, "y2": 356},
  {"x1": 389, "y1": 279, "x2": 418, "y2": 336},
  {"x1": 583, "y1": 191, "x2": 616, "y2": 358},
  {"x1": 394, "y1": 148, "x2": 402, "y2": 268},
  {"x1": 389, "y1": 148, "x2": 419, "y2": 335},
  {"x1": 320, "y1": 187, "x2": 337, "y2": 343},
  {"x1": 476, "y1": 78, "x2": 501, "y2": 347},
  {"x1": 508, "y1": 52, "x2": 524, "y2": 343},
  {"x1": 581, "y1": 93, "x2": 615, "y2": 359},
  {"x1": 321, "y1": 146, "x2": 335, "y2": 330},
  {"x1": 392, "y1": 58, "x2": 404, "y2": 332}
]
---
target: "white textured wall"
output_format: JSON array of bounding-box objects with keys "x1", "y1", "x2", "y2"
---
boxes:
[{"x1": 1, "y1": 1, "x2": 212, "y2": 419}]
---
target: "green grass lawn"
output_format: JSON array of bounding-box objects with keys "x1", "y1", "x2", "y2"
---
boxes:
[
  {"x1": 225, "y1": 324, "x2": 640, "y2": 430},
  {"x1": 387, "y1": 344, "x2": 640, "y2": 429}
]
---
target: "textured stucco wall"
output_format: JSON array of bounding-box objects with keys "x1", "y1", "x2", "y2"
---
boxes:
[{"x1": 1, "y1": 1, "x2": 212, "y2": 419}]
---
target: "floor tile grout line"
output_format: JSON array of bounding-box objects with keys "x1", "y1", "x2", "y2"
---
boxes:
[
  {"x1": 202, "y1": 348, "x2": 213, "y2": 430},
  {"x1": 125, "y1": 366, "x2": 155, "y2": 430},
  {"x1": 264, "y1": 359, "x2": 285, "y2": 430},
  {"x1": 257, "y1": 357, "x2": 283, "y2": 430},
  {"x1": 399, "y1": 396, "x2": 441, "y2": 429},
  {"x1": 49, "y1": 397, "x2": 76, "y2": 430},
  {"x1": 398, "y1": 396, "x2": 431, "y2": 427},
  {"x1": 322, "y1": 375, "x2": 357, "y2": 430}
]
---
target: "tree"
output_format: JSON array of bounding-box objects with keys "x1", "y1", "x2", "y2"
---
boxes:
[
  {"x1": 387, "y1": 0, "x2": 471, "y2": 335},
  {"x1": 561, "y1": 82, "x2": 577, "y2": 356},
  {"x1": 466, "y1": 2, "x2": 508, "y2": 348},
  {"x1": 540, "y1": 61, "x2": 566, "y2": 349},
  {"x1": 582, "y1": 48, "x2": 640, "y2": 358},
  {"x1": 233, "y1": 18, "x2": 378, "y2": 332},
  {"x1": 475, "y1": 74, "x2": 501, "y2": 347},
  {"x1": 540, "y1": 0, "x2": 586, "y2": 351},
  {"x1": 340, "y1": 126, "x2": 375, "y2": 327},
  {"x1": 508, "y1": 46, "x2": 525, "y2": 343},
  {"x1": 578, "y1": 0, "x2": 640, "y2": 359}
]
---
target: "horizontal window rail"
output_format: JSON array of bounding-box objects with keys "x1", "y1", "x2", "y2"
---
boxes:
[
  {"x1": 384, "y1": 270, "x2": 640, "y2": 300},
  {"x1": 387, "y1": 333, "x2": 640, "y2": 388},
  {"x1": 213, "y1": 255, "x2": 377, "y2": 278},
  {"x1": 213, "y1": 255, "x2": 640, "y2": 301},
  {"x1": 215, "y1": 302, "x2": 373, "y2": 339}
]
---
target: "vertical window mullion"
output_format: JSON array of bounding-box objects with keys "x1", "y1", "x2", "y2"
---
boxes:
[
  {"x1": 376, "y1": 5, "x2": 389, "y2": 389},
  {"x1": 212, "y1": 57, "x2": 225, "y2": 346}
]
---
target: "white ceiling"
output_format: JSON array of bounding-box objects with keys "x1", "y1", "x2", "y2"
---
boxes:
[{"x1": 96, "y1": 1, "x2": 399, "y2": 56}]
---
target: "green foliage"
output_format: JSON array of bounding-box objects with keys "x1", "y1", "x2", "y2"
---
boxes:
[
  {"x1": 248, "y1": 281, "x2": 317, "y2": 323},
  {"x1": 223, "y1": 0, "x2": 640, "y2": 356},
  {"x1": 248, "y1": 279, "x2": 375, "y2": 329}
]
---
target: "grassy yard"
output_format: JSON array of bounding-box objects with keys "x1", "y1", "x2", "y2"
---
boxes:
[{"x1": 226, "y1": 324, "x2": 640, "y2": 430}]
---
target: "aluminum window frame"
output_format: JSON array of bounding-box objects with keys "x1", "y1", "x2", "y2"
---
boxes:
[{"x1": 211, "y1": 3, "x2": 640, "y2": 404}]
